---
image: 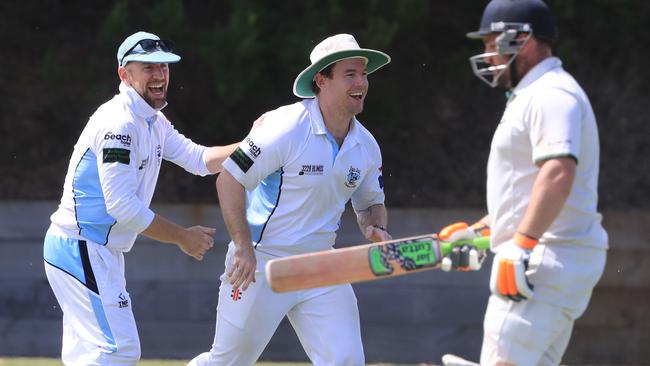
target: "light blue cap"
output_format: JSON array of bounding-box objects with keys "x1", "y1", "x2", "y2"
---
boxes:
[{"x1": 117, "y1": 31, "x2": 181, "y2": 67}]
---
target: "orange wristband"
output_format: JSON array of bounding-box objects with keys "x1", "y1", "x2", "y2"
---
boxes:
[{"x1": 514, "y1": 232, "x2": 538, "y2": 249}]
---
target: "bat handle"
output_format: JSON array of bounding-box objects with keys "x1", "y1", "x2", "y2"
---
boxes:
[{"x1": 439, "y1": 236, "x2": 490, "y2": 256}]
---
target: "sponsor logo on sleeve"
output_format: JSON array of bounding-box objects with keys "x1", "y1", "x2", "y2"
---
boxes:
[
  {"x1": 378, "y1": 166, "x2": 384, "y2": 189},
  {"x1": 245, "y1": 136, "x2": 261, "y2": 158},
  {"x1": 104, "y1": 132, "x2": 132, "y2": 147},
  {"x1": 103, "y1": 148, "x2": 130, "y2": 165},
  {"x1": 298, "y1": 164, "x2": 324, "y2": 176},
  {"x1": 344, "y1": 166, "x2": 361, "y2": 188},
  {"x1": 230, "y1": 147, "x2": 254, "y2": 173},
  {"x1": 118, "y1": 293, "x2": 130, "y2": 308}
]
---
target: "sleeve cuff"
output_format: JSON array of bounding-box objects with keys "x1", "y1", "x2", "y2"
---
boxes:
[
  {"x1": 128, "y1": 206, "x2": 156, "y2": 233},
  {"x1": 197, "y1": 147, "x2": 212, "y2": 176},
  {"x1": 222, "y1": 159, "x2": 258, "y2": 191}
]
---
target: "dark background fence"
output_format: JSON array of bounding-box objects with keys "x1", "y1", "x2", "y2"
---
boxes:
[
  {"x1": 1, "y1": 0, "x2": 649, "y2": 208},
  {"x1": 1, "y1": 202, "x2": 648, "y2": 364}
]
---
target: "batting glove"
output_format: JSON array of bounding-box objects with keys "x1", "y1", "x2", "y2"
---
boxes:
[
  {"x1": 439, "y1": 222, "x2": 490, "y2": 272},
  {"x1": 489, "y1": 232, "x2": 537, "y2": 301}
]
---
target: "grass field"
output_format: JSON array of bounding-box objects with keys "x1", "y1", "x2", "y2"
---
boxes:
[
  {"x1": 0, "y1": 360, "x2": 298, "y2": 366},
  {"x1": 0, "y1": 359, "x2": 294, "y2": 366},
  {"x1": 0, "y1": 358, "x2": 423, "y2": 366}
]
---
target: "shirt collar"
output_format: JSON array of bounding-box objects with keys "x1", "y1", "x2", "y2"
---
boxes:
[
  {"x1": 307, "y1": 97, "x2": 361, "y2": 146},
  {"x1": 512, "y1": 56, "x2": 562, "y2": 96},
  {"x1": 119, "y1": 82, "x2": 167, "y2": 122}
]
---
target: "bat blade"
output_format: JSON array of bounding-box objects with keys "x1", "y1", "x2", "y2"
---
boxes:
[{"x1": 265, "y1": 234, "x2": 489, "y2": 293}]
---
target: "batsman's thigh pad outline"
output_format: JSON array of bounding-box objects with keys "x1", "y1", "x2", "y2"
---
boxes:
[
  {"x1": 481, "y1": 294, "x2": 573, "y2": 366},
  {"x1": 526, "y1": 243, "x2": 606, "y2": 314}
]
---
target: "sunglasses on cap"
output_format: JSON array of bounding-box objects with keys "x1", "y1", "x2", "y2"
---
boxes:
[{"x1": 120, "y1": 39, "x2": 174, "y2": 66}]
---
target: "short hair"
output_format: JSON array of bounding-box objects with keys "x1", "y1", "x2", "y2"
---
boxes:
[{"x1": 311, "y1": 63, "x2": 335, "y2": 95}]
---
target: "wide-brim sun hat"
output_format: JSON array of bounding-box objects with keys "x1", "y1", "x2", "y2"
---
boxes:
[
  {"x1": 117, "y1": 31, "x2": 181, "y2": 67},
  {"x1": 293, "y1": 34, "x2": 391, "y2": 98}
]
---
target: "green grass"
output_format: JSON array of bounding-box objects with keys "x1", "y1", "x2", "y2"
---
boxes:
[
  {"x1": 0, "y1": 359, "x2": 292, "y2": 366},
  {"x1": 0, "y1": 360, "x2": 298, "y2": 366},
  {"x1": 0, "y1": 358, "x2": 420, "y2": 366}
]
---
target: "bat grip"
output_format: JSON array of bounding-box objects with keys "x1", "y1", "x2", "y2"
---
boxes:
[{"x1": 439, "y1": 236, "x2": 490, "y2": 256}]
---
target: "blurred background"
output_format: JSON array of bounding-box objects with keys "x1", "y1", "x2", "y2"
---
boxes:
[
  {"x1": 0, "y1": 0, "x2": 648, "y2": 364},
  {"x1": 3, "y1": 0, "x2": 649, "y2": 206}
]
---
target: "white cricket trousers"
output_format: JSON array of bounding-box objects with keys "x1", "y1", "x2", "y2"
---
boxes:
[
  {"x1": 188, "y1": 246, "x2": 365, "y2": 366},
  {"x1": 44, "y1": 227, "x2": 140, "y2": 365},
  {"x1": 480, "y1": 243, "x2": 606, "y2": 366}
]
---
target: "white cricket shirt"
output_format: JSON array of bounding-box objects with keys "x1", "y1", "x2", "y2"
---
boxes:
[
  {"x1": 49, "y1": 82, "x2": 210, "y2": 252},
  {"x1": 487, "y1": 57, "x2": 608, "y2": 249},
  {"x1": 222, "y1": 98, "x2": 385, "y2": 256}
]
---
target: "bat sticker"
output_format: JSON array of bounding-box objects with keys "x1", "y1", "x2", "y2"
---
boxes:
[{"x1": 368, "y1": 237, "x2": 442, "y2": 276}]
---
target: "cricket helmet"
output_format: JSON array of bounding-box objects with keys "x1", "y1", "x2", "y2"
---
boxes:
[{"x1": 467, "y1": 0, "x2": 556, "y2": 88}]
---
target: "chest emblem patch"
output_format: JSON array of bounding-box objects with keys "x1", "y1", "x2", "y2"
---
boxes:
[{"x1": 344, "y1": 166, "x2": 361, "y2": 188}]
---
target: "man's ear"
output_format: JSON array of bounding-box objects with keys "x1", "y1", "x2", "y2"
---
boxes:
[
  {"x1": 117, "y1": 66, "x2": 128, "y2": 83},
  {"x1": 314, "y1": 73, "x2": 325, "y2": 89}
]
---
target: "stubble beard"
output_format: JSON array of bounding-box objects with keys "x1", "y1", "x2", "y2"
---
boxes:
[{"x1": 144, "y1": 88, "x2": 167, "y2": 109}]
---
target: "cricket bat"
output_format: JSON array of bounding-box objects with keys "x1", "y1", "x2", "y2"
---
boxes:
[{"x1": 265, "y1": 234, "x2": 490, "y2": 293}]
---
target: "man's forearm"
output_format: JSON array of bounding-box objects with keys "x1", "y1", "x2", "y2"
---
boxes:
[
  {"x1": 205, "y1": 143, "x2": 240, "y2": 174},
  {"x1": 355, "y1": 204, "x2": 388, "y2": 231},
  {"x1": 142, "y1": 214, "x2": 187, "y2": 245},
  {"x1": 216, "y1": 170, "x2": 252, "y2": 246},
  {"x1": 475, "y1": 214, "x2": 490, "y2": 227}
]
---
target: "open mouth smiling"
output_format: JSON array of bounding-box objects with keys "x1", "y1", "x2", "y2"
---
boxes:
[
  {"x1": 148, "y1": 83, "x2": 165, "y2": 95},
  {"x1": 350, "y1": 92, "x2": 363, "y2": 100}
]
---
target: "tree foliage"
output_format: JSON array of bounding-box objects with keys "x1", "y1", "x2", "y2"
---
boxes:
[{"x1": 1, "y1": 0, "x2": 647, "y2": 208}]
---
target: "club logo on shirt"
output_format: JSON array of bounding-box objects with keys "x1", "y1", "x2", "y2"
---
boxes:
[
  {"x1": 230, "y1": 288, "x2": 242, "y2": 301},
  {"x1": 118, "y1": 293, "x2": 129, "y2": 308},
  {"x1": 299, "y1": 164, "x2": 324, "y2": 176},
  {"x1": 138, "y1": 157, "x2": 149, "y2": 170},
  {"x1": 104, "y1": 132, "x2": 132, "y2": 147},
  {"x1": 245, "y1": 136, "x2": 261, "y2": 158},
  {"x1": 344, "y1": 166, "x2": 361, "y2": 188}
]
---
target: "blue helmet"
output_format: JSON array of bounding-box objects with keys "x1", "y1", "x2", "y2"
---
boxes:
[
  {"x1": 467, "y1": 0, "x2": 557, "y2": 42},
  {"x1": 467, "y1": 0, "x2": 556, "y2": 88}
]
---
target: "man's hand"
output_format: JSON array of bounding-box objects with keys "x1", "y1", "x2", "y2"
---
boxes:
[
  {"x1": 178, "y1": 226, "x2": 216, "y2": 261},
  {"x1": 438, "y1": 222, "x2": 489, "y2": 272},
  {"x1": 489, "y1": 238, "x2": 535, "y2": 301},
  {"x1": 364, "y1": 225, "x2": 392, "y2": 243},
  {"x1": 227, "y1": 244, "x2": 257, "y2": 291}
]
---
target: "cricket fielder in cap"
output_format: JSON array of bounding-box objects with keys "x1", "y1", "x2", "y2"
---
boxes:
[{"x1": 43, "y1": 31, "x2": 245, "y2": 365}]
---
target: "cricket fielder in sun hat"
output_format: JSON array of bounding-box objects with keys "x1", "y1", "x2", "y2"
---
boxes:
[
  {"x1": 42, "y1": 31, "x2": 244, "y2": 365},
  {"x1": 440, "y1": 1, "x2": 608, "y2": 365},
  {"x1": 188, "y1": 33, "x2": 393, "y2": 366}
]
